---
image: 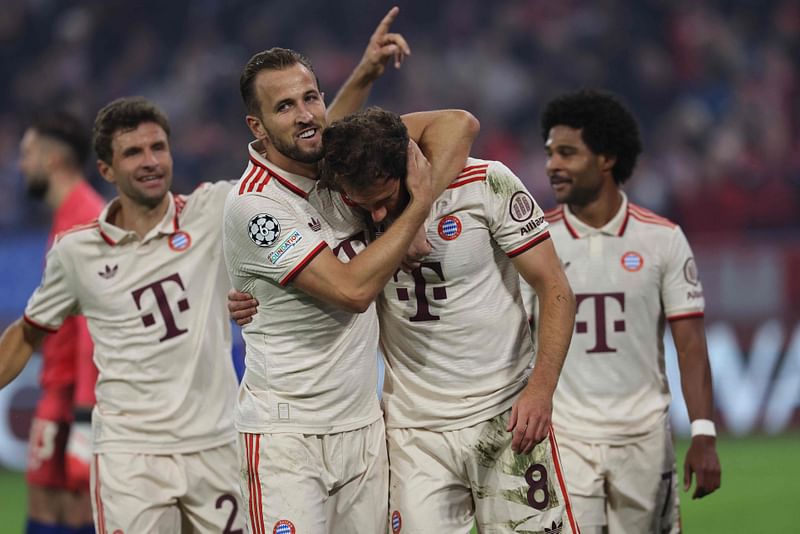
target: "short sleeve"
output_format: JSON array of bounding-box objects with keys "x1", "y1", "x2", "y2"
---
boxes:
[
  {"x1": 661, "y1": 227, "x2": 705, "y2": 318},
  {"x1": 24, "y1": 244, "x2": 80, "y2": 332},
  {"x1": 224, "y1": 193, "x2": 328, "y2": 287},
  {"x1": 483, "y1": 161, "x2": 550, "y2": 257}
]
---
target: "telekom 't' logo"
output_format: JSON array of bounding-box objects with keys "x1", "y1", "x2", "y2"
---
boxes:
[
  {"x1": 131, "y1": 273, "x2": 190, "y2": 342},
  {"x1": 575, "y1": 292, "x2": 625, "y2": 353}
]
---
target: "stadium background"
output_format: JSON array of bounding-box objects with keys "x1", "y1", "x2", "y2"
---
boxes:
[{"x1": 0, "y1": 0, "x2": 798, "y2": 531}]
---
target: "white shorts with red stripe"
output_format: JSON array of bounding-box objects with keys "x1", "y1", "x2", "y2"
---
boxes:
[
  {"x1": 90, "y1": 442, "x2": 244, "y2": 534},
  {"x1": 239, "y1": 417, "x2": 388, "y2": 534},
  {"x1": 387, "y1": 410, "x2": 580, "y2": 534}
]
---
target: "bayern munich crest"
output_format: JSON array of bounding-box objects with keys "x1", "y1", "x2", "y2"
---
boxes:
[
  {"x1": 437, "y1": 215, "x2": 462, "y2": 241},
  {"x1": 248, "y1": 213, "x2": 281, "y2": 247},
  {"x1": 621, "y1": 251, "x2": 644, "y2": 272},
  {"x1": 391, "y1": 510, "x2": 402, "y2": 533},
  {"x1": 273, "y1": 519, "x2": 295, "y2": 534},
  {"x1": 168, "y1": 231, "x2": 191, "y2": 251}
]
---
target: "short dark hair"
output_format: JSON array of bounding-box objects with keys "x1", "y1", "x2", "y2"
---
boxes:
[
  {"x1": 240, "y1": 47, "x2": 318, "y2": 117},
  {"x1": 320, "y1": 107, "x2": 409, "y2": 192},
  {"x1": 541, "y1": 90, "x2": 642, "y2": 184},
  {"x1": 29, "y1": 110, "x2": 91, "y2": 167},
  {"x1": 93, "y1": 96, "x2": 171, "y2": 164}
]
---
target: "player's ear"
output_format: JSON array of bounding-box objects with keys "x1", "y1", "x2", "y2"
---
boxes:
[
  {"x1": 246, "y1": 115, "x2": 267, "y2": 141},
  {"x1": 96, "y1": 159, "x2": 114, "y2": 184},
  {"x1": 599, "y1": 154, "x2": 617, "y2": 173}
]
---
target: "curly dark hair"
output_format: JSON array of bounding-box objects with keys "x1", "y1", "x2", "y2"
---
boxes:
[
  {"x1": 320, "y1": 107, "x2": 408, "y2": 192},
  {"x1": 29, "y1": 110, "x2": 91, "y2": 167},
  {"x1": 93, "y1": 96, "x2": 171, "y2": 164},
  {"x1": 240, "y1": 47, "x2": 318, "y2": 117},
  {"x1": 541, "y1": 90, "x2": 642, "y2": 184}
]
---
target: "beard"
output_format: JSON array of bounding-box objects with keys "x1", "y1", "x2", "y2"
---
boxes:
[
  {"x1": 267, "y1": 130, "x2": 323, "y2": 165},
  {"x1": 25, "y1": 175, "x2": 49, "y2": 200}
]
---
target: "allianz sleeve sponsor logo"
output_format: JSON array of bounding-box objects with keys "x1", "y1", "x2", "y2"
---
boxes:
[
  {"x1": 268, "y1": 230, "x2": 303, "y2": 265},
  {"x1": 520, "y1": 216, "x2": 545, "y2": 236}
]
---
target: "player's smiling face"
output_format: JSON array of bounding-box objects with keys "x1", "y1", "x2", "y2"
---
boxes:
[
  {"x1": 342, "y1": 177, "x2": 407, "y2": 224},
  {"x1": 545, "y1": 125, "x2": 613, "y2": 207},
  {"x1": 250, "y1": 63, "x2": 326, "y2": 175},
  {"x1": 98, "y1": 121, "x2": 173, "y2": 210}
]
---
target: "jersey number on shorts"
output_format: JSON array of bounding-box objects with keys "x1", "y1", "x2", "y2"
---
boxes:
[
  {"x1": 215, "y1": 494, "x2": 243, "y2": 534},
  {"x1": 392, "y1": 262, "x2": 447, "y2": 322},
  {"x1": 525, "y1": 463, "x2": 550, "y2": 510}
]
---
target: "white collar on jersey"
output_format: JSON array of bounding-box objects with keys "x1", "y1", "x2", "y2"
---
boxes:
[{"x1": 562, "y1": 191, "x2": 630, "y2": 238}]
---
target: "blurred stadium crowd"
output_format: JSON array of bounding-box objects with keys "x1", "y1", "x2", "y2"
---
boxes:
[{"x1": 0, "y1": 0, "x2": 797, "y2": 236}]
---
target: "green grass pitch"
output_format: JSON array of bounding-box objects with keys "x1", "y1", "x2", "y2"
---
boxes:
[{"x1": 0, "y1": 434, "x2": 797, "y2": 533}]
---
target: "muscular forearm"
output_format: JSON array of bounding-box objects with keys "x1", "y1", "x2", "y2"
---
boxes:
[
  {"x1": 0, "y1": 319, "x2": 40, "y2": 389},
  {"x1": 404, "y1": 110, "x2": 480, "y2": 197},
  {"x1": 528, "y1": 284, "x2": 575, "y2": 397},
  {"x1": 673, "y1": 318, "x2": 715, "y2": 420},
  {"x1": 327, "y1": 65, "x2": 376, "y2": 124}
]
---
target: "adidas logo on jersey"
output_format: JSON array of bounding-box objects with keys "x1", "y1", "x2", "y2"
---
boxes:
[
  {"x1": 308, "y1": 217, "x2": 321, "y2": 231},
  {"x1": 98, "y1": 264, "x2": 118, "y2": 279}
]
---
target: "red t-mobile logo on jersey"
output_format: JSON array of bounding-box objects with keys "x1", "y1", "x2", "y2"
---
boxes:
[
  {"x1": 131, "y1": 273, "x2": 190, "y2": 342},
  {"x1": 575, "y1": 292, "x2": 625, "y2": 353}
]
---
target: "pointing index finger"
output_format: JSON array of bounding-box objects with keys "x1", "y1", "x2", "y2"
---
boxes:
[{"x1": 373, "y1": 6, "x2": 400, "y2": 38}]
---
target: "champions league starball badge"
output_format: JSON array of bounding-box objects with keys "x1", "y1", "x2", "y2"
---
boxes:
[{"x1": 248, "y1": 213, "x2": 281, "y2": 247}]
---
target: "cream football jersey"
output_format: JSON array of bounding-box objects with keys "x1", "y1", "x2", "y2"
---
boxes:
[
  {"x1": 379, "y1": 158, "x2": 551, "y2": 431},
  {"x1": 223, "y1": 142, "x2": 382, "y2": 435},
  {"x1": 24, "y1": 182, "x2": 238, "y2": 454},
  {"x1": 527, "y1": 192, "x2": 704, "y2": 443}
]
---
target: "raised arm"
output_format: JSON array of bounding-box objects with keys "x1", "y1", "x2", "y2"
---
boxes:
[
  {"x1": 327, "y1": 6, "x2": 410, "y2": 123},
  {"x1": 0, "y1": 318, "x2": 46, "y2": 389},
  {"x1": 671, "y1": 316, "x2": 721, "y2": 499},
  {"x1": 508, "y1": 239, "x2": 575, "y2": 453},
  {"x1": 402, "y1": 110, "x2": 480, "y2": 197}
]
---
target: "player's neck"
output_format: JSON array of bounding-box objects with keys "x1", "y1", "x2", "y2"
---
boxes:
[
  {"x1": 262, "y1": 145, "x2": 318, "y2": 179},
  {"x1": 569, "y1": 186, "x2": 623, "y2": 229},
  {"x1": 114, "y1": 194, "x2": 171, "y2": 238},
  {"x1": 45, "y1": 170, "x2": 84, "y2": 211}
]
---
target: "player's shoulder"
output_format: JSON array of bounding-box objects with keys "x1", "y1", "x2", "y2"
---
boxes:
[
  {"x1": 52, "y1": 220, "x2": 103, "y2": 249},
  {"x1": 446, "y1": 157, "x2": 494, "y2": 190},
  {"x1": 626, "y1": 202, "x2": 679, "y2": 233},
  {"x1": 184, "y1": 180, "x2": 236, "y2": 209}
]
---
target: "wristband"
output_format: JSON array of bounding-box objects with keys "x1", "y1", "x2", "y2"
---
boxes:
[{"x1": 690, "y1": 419, "x2": 716, "y2": 437}]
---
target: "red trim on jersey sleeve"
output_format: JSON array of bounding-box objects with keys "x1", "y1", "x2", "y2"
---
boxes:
[
  {"x1": 23, "y1": 314, "x2": 58, "y2": 334},
  {"x1": 507, "y1": 231, "x2": 551, "y2": 258},
  {"x1": 447, "y1": 163, "x2": 489, "y2": 189},
  {"x1": 246, "y1": 168, "x2": 267, "y2": 194},
  {"x1": 280, "y1": 242, "x2": 328, "y2": 286},
  {"x1": 667, "y1": 311, "x2": 705, "y2": 322}
]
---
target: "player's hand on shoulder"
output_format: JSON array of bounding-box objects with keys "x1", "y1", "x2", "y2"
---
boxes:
[
  {"x1": 228, "y1": 289, "x2": 258, "y2": 326},
  {"x1": 507, "y1": 387, "x2": 553, "y2": 455},
  {"x1": 404, "y1": 140, "x2": 433, "y2": 210},
  {"x1": 683, "y1": 435, "x2": 721, "y2": 499},
  {"x1": 358, "y1": 6, "x2": 410, "y2": 80}
]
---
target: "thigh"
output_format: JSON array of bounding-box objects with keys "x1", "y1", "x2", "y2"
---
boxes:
[
  {"x1": 91, "y1": 452, "x2": 181, "y2": 534},
  {"x1": 239, "y1": 432, "x2": 327, "y2": 534},
  {"x1": 327, "y1": 420, "x2": 389, "y2": 534},
  {"x1": 555, "y1": 435, "x2": 607, "y2": 530},
  {"x1": 606, "y1": 426, "x2": 679, "y2": 534},
  {"x1": 465, "y1": 413, "x2": 580, "y2": 534},
  {"x1": 386, "y1": 427, "x2": 474, "y2": 534},
  {"x1": 180, "y1": 442, "x2": 246, "y2": 534}
]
